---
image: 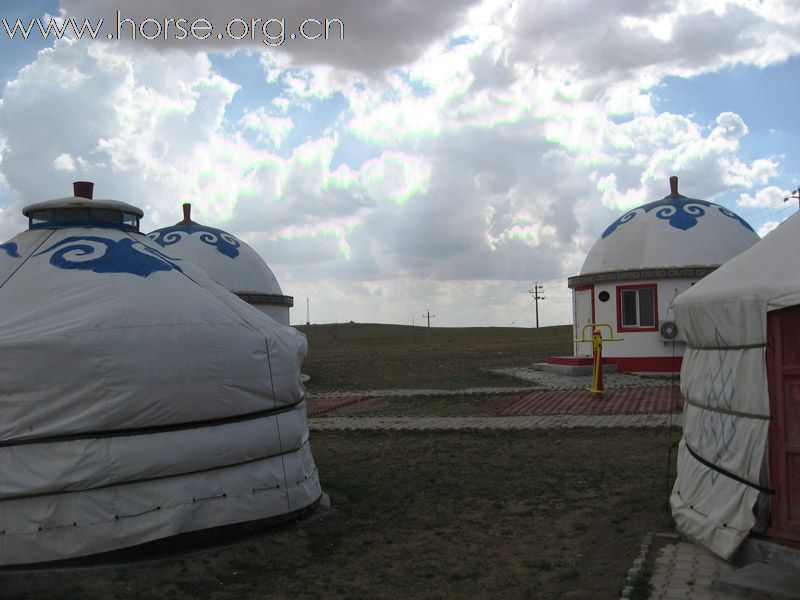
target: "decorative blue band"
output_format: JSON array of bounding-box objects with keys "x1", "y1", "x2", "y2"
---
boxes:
[
  {"x1": 0, "y1": 242, "x2": 20, "y2": 258},
  {"x1": 148, "y1": 225, "x2": 240, "y2": 259},
  {"x1": 602, "y1": 196, "x2": 754, "y2": 239},
  {"x1": 34, "y1": 236, "x2": 183, "y2": 277},
  {"x1": 568, "y1": 266, "x2": 717, "y2": 288}
]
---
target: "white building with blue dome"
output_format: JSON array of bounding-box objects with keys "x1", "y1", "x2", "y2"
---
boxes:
[
  {"x1": 148, "y1": 204, "x2": 294, "y2": 325},
  {"x1": 556, "y1": 176, "x2": 759, "y2": 372}
]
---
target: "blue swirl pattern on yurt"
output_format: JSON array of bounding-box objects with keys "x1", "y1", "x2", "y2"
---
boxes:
[
  {"x1": 148, "y1": 225, "x2": 241, "y2": 258},
  {"x1": 0, "y1": 242, "x2": 20, "y2": 258},
  {"x1": 602, "y1": 197, "x2": 755, "y2": 239},
  {"x1": 34, "y1": 236, "x2": 183, "y2": 277}
]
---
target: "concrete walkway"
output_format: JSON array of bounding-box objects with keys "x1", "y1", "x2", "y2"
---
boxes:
[
  {"x1": 309, "y1": 413, "x2": 682, "y2": 431},
  {"x1": 307, "y1": 369, "x2": 682, "y2": 429},
  {"x1": 648, "y1": 541, "x2": 739, "y2": 600},
  {"x1": 305, "y1": 370, "x2": 677, "y2": 401}
]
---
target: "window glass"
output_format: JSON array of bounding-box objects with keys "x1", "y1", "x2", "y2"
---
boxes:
[
  {"x1": 638, "y1": 288, "x2": 655, "y2": 327},
  {"x1": 91, "y1": 208, "x2": 121, "y2": 223},
  {"x1": 51, "y1": 208, "x2": 86, "y2": 222},
  {"x1": 621, "y1": 290, "x2": 638, "y2": 326},
  {"x1": 122, "y1": 212, "x2": 139, "y2": 228},
  {"x1": 29, "y1": 210, "x2": 50, "y2": 225}
]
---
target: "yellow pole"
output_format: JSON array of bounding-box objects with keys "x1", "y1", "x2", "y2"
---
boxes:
[
  {"x1": 575, "y1": 323, "x2": 622, "y2": 398},
  {"x1": 591, "y1": 328, "x2": 603, "y2": 395}
]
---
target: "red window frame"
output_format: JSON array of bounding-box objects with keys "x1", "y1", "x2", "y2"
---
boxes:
[{"x1": 616, "y1": 283, "x2": 658, "y2": 333}]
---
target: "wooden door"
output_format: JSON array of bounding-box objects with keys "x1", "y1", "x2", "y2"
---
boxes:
[{"x1": 767, "y1": 305, "x2": 800, "y2": 547}]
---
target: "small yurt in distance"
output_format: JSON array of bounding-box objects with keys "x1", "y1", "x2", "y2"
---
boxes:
[
  {"x1": 671, "y1": 210, "x2": 800, "y2": 559},
  {"x1": 0, "y1": 183, "x2": 320, "y2": 566},
  {"x1": 148, "y1": 204, "x2": 293, "y2": 325},
  {"x1": 553, "y1": 177, "x2": 758, "y2": 373}
]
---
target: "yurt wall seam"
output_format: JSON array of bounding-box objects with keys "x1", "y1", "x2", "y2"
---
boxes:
[
  {"x1": 264, "y1": 336, "x2": 292, "y2": 512},
  {"x1": 0, "y1": 229, "x2": 54, "y2": 290}
]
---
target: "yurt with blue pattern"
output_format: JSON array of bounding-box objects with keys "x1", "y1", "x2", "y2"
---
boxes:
[
  {"x1": 0, "y1": 183, "x2": 320, "y2": 566},
  {"x1": 564, "y1": 177, "x2": 759, "y2": 372},
  {"x1": 148, "y1": 204, "x2": 293, "y2": 325}
]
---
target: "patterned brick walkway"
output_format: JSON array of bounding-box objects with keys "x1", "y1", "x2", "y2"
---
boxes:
[{"x1": 500, "y1": 385, "x2": 682, "y2": 415}]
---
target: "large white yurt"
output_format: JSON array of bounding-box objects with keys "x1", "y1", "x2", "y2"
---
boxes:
[
  {"x1": 671, "y1": 210, "x2": 800, "y2": 559},
  {"x1": 0, "y1": 183, "x2": 320, "y2": 566},
  {"x1": 148, "y1": 204, "x2": 294, "y2": 325},
  {"x1": 557, "y1": 177, "x2": 759, "y2": 373}
]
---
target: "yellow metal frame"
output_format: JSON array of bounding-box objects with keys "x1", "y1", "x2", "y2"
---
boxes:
[{"x1": 574, "y1": 323, "x2": 623, "y2": 395}]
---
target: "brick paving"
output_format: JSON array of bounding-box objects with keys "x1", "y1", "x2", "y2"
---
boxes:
[
  {"x1": 501, "y1": 385, "x2": 682, "y2": 415},
  {"x1": 648, "y1": 541, "x2": 739, "y2": 600}
]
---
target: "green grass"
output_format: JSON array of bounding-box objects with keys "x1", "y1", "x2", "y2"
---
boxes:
[
  {"x1": 298, "y1": 322, "x2": 573, "y2": 391},
  {"x1": 4, "y1": 429, "x2": 678, "y2": 600}
]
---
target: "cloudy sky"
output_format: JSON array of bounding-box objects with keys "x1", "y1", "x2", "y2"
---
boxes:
[{"x1": 1, "y1": 0, "x2": 798, "y2": 327}]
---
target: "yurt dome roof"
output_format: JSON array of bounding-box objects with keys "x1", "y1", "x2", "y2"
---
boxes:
[
  {"x1": 0, "y1": 183, "x2": 319, "y2": 565},
  {"x1": 147, "y1": 204, "x2": 283, "y2": 297},
  {"x1": 580, "y1": 177, "x2": 759, "y2": 275}
]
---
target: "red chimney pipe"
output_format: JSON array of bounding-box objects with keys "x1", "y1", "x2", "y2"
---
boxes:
[
  {"x1": 73, "y1": 181, "x2": 94, "y2": 199},
  {"x1": 669, "y1": 176, "x2": 679, "y2": 197},
  {"x1": 181, "y1": 203, "x2": 192, "y2": 224}
]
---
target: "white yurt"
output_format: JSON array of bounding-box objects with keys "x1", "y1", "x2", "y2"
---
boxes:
[
  {"x1": 0, "y1": 183, "x2": 320, "y2": 566},
  {"x1": 148, "y1": 204, "x2": 293, "y2": 325},
  {"x1": 671, "y1": 210, "x2": 800, "y2": 559},
  {"x1": 558, "y1": 177, "x2": 759, "y2": 373}
]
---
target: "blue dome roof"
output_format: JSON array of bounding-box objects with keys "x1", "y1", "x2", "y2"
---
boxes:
[
  {"x1": 148, "y1": 205, "x2": 282, "y2": 296},
  {"x1": 581, "y1": 178, "x2": 759, "y2": 274}
]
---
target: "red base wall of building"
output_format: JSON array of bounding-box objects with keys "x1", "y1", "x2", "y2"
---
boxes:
[{"x1": 547, "y1": 355, "x2": 682, "y2": 373}]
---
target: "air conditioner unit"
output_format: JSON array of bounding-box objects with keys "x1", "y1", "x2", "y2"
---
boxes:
[{"x1": 659, "y1": 320, "x2": 685, "y2": 343}]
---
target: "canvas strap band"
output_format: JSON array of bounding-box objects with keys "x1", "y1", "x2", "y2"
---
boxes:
[
  {"x1": 686, "y1": 342, "x2": 767, "y2": 350},
  {"x1": 684, "y1": 442, "x2": 774, "y2": 495},
  {"x1": 0, "y1": 398, "x2": 305, "y2": 447},
  {"x1": 683, "y1": 396, "x2": 770, "y2": 420}
]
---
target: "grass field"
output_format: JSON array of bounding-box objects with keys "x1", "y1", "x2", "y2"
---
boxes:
[
  {"x1": 298, "y1": 322, "x2": 573, "y2": 391},
  {"x1": 4, "y1": 429, "x2": 678, "y2": 600},
  {"x1": 2, "y1": 324, "x2": 679, "y2": 599}
]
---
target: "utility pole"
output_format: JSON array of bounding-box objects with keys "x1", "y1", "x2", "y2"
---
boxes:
[
  {"x1": 306, "y1": 298, "x2": 310, "y2": 326},
  {"x1": 530, "y1": 282, "x2": 545, "y2": 329},
  {"x1": 784, "y1": 187, "x2": 800, "y2": 210},
  {"x1": 423, "y1": 310, "x2": 435, "y2": 328}
]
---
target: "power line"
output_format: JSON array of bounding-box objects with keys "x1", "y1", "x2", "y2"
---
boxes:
[
  {"x1": 423, "y1": 310, "x2": 436, "y2": 328},
  {"x1": 784, "y1": 187, "x2": 800, "y2": 211},
  {"x1": 529, "y1": 282, "x2": 545, "y2": 329}
]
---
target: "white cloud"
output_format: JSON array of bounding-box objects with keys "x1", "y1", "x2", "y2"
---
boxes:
[
  {"x1": 53, "y1": 152, "x2": 76, "y2": 171},
  {"x1": 0, "y1": 0, "x2": 797, "y2": 326},
  {"x1": 240, "y1": 106, "x2": 293, "y2": 148},
  {"x1": 738, "y1": 185, "x2": 791, "y2": 208},
  {"x1": 757, "y1": 220, "x2": 781, "y2": 237}
]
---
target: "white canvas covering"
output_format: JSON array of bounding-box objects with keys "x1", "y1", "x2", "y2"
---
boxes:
[
  {"x1": 0, "y1": 203, "x2": 320, "y2": 565},
  {"x1": 670, "y1": 211, "x2": 800, "y2": 560},
  {"x1": 147, "y1": 222, "x2": 283, "y2": 297}
]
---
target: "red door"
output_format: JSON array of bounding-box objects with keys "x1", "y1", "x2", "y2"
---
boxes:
[{"x1": 767, "y1": 305, "x2": 800, "y2": 547}]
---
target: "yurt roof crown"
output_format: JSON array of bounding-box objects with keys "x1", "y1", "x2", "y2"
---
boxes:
[{"x1": 22, "y1": 181, "x2": 143, "y2": 232}]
